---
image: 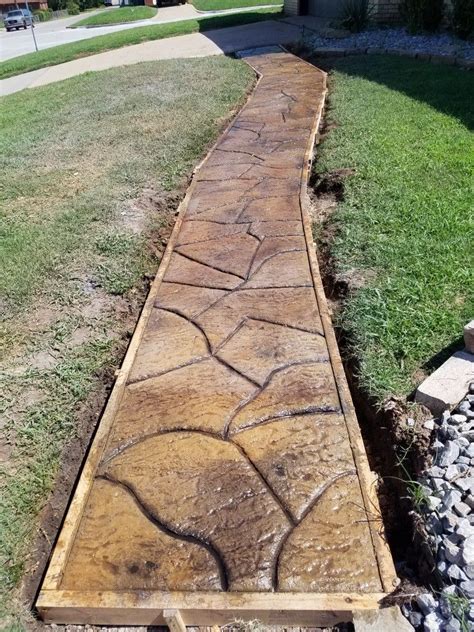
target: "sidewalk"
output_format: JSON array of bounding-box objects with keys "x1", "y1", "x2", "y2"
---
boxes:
[
  {"x1": 1, "y1": 20, "x2": 302, "y2": 97},
  {"x1": 37, "y1": 46, "x2": 395, "y2": 626}
]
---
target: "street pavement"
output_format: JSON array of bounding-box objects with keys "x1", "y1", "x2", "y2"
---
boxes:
[
  {"x1": 1, "y1": 19, "x2": 302, "y2": 97},
  {"x1": 0, "y1": 4, "x2": 278, "y2": 62}
]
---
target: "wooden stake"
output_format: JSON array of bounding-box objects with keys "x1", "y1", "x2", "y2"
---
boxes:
[{"x1": 164, "y1": 608, "x2": 187, "y2": 632}]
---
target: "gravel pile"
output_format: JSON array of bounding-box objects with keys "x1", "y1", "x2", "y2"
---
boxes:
[
  {"x1": 309, "y1": 28, "x2": 474, "y2": 61},
  {"x1": 403, "y1": 385, "x2": 474, "y2": 631}
]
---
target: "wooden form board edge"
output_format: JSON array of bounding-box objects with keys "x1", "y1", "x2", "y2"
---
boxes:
[
  {"x1": 288, "y1": 47, "x2": 399, "y2": 593},
  {"x1": 36, "y1": 49, "x2": 398, "y2": 623},
  {"x1": 37, "y1": 590, "x2": 389, "y2": 625}
]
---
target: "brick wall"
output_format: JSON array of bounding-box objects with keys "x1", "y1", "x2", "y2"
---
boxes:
[
  {"x1": 374, "y1": 0, "x2": 401, "y2": 23},
  {"x1": 284, "y1": 0, "x2": 299, "y2": 16},
  {"x1": 284, "y1": 0, "x2": 451, "y2": 23}
]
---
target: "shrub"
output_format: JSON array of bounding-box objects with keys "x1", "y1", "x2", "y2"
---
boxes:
[
  {"x1": 66, "y1": 1, "x2": 80, "y2": 15},
  {"x1": 33, "y1": 8, "x2": 53, "y2": 21},
  {"x1": 339, "y1": 0, "x2": 374, "y2": 32},
  {"x1": 451, "y1": 0, "x2": 474, "y2": 38},
  {"x1": 400, "y1": 0, "x2": 444, "y2": 33}
]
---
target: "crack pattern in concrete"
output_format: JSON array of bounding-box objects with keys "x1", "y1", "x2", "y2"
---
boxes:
[{"x1": 51, "y1": 49, "x2": 387, "y2": 599}]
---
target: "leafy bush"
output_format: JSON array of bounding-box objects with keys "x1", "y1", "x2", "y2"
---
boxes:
[
  {"x1": 339, "y1": 0, "x2": 374, "y2": 32},
  {"x1": 451, "y1": 0, "x2": 474, "y2": 38},
  {"x1": 67, "y1": 1, "x2": 80, "y2": 15},
  {"x1": 33, "y1": 8, "x2": 53, "y2": 21},
  {"x1": 400, "y1": 0, "x2": 444, "y2": 33}
]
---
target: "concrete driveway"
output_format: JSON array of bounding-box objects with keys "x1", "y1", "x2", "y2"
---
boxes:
[{"x1": 0, "y1": 4, "x2": 279, "y2": 62}]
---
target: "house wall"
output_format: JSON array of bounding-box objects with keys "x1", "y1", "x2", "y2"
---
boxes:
[
  {"x1": 284, "y1": 0, "x2": 452, "y2": 24},
  {"x1": 374, "y1": 0, "x2": 401, "y2": 23},
  {"x1": 0, "y1": 0, "x2": 48, "y2": 15},
  {"x1": 284, "y1": 0, "x2": 299, "y2": 16}
]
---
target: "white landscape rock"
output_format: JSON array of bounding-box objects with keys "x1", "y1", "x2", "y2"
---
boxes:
[
  {"x1": 464, "y1": 320, "x2": 474, "y2": 354},
  {"x1": 415, "y1": 351, "x2": 474, "y2": 415}
]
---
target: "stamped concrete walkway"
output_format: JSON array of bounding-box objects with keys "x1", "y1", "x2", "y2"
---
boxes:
[{"x1": 37, "y1": 48, "x2": 396, "y2": 625}]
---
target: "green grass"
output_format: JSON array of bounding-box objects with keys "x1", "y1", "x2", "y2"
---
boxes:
[
  {"x1": 193, "y1": 0, "x2": 281, "y2": 10},
  {"x1": 0, "y1": 56, "x2": 254, "y2": 628},
  {"x1": 72, "y1": 5, "x2": 157, "y2": 27},
  {"x1": 314, "y1": 56, "x2": 474, "y2": 401},
  {"x1": 0, "y1": 8, "x2": 281, "y2": 80}
]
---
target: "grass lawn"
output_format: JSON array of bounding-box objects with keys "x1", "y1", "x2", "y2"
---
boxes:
[
  {"x1": 0, "y1": 7, "x2": 281, "y2": 79},
  {"x1": 0, "y1": 56, "x2": 254, "y2": 629},
  {"x1": 193, "y1": 0, "x2": 282, "y2": 10},
  {"x1": 313, "y1": 55, "x2": 473, "y2": 402},
  {"x1": 72, "y1": 5, "x2": 157, "y2": 27}
]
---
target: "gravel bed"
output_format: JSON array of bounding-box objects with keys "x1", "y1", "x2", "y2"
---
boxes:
[
  {"x1": 402, "y1": 385, "x2": 474, "y2": 631},
  {"x1": 309, "y1": 28, "x2": 474, "y2": 61}
]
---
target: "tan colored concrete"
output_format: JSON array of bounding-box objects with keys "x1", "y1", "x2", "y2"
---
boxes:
[{"x1": 37, "y1": 49, "x2": 395, "y2": 625}]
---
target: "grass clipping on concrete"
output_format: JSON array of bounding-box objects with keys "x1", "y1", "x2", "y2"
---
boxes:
[
  {"x1": 314, "y1": 56, "x2": 474, "y2": 402},
  {"x1": 0, "y1": 8, "x2": 281, "y2": 80},
  {"x1": 0, "y1": 56, "x2": 254, "y2": 628},
  {"x1": 72, "y1": 6, "x2": 157, "y2": 27}
]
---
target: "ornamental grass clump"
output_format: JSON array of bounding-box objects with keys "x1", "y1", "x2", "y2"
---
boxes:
[{"x1": 339, "y1": 0, "x2": 374, "y2": 33}]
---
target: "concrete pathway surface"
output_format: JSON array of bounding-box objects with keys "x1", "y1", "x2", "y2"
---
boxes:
[
  {"x1": 0, "y1": 3, "x2": 279, "y2": 62},
  {"x1": 37, "y1": 48, "x2": 395, "y2": 626},
  {"x1": 1, "y1": 20, "x2": 302, "y2": 97}
]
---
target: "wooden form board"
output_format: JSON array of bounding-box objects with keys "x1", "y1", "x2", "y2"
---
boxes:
[{"x1": 37, "y1": 48, "x2": 397, "y2": 626}]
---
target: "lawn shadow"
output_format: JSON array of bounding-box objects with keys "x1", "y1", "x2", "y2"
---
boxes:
[
  {"x1": 314, "y1": 54, "x2": 474, "y2": 131},
  {"x1": 421, "y1": 335, "x2": 466, "y2": 375},
  {"x1": 198, "y1": 9, "x2": 302, "y2": 53}
]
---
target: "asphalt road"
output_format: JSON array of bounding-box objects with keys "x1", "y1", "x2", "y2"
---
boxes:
[{"x1": 0, "y1": 4, "x2": 279, "y2": 62}]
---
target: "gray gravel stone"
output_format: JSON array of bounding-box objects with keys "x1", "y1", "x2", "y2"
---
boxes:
[
  {"x1": 443, "y1": 618, "x2": 461, "y2": 632},
  {"x1": 447, "y1": 564, "x2": 468, "y2": 581},
  {"x1": 445, "y1": 464, "x2": 461, "y2": 480},
  {"x1": 453, "y1": 501, "x2": 471, "y2": 517},
  {"x1": 449, "y1": 413, "x2": 467, "y2": 424},
  {"x1": 438, "y1": 441, "x2": 461, "y2": 466},
  {"x1": 441, "y1": 489, "x2": 462, "y2": 510},
  {"x1": 444, "y1": 540, "x2": 461, "y2": 563},
  {"x1": 423, "y1": 611, "x2": 443, "y2": 632},
  {"x1": 460, "y1": 578, "x2": 474, "y2": 598},
  {"x1": 466, "y1": 443, "x2": 474, "y2": 458},
  {"x1": 416, "y1": 593, "x2": 438, "y2": 615},
  {"x1": 456, "y1": 519, "x2": 474, "y2": 539},
  {"x1": 443, "y1": 514, "x2": 460, "y2": 532}
]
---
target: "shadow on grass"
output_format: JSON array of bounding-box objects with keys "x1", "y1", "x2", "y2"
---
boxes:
[
  {"x1": 314, "y1": 54, "x2": 474, "y2": 131},
  {"x1": 422, "y1": 336, "x2": 466, "y2": 375}
]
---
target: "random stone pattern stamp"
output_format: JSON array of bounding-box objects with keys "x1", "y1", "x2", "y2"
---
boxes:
[{"x1": 42, "y1": 51, "x2": 390, "y2": 607}]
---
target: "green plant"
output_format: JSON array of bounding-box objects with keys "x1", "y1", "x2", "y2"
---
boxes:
[
  {"x1": 340, "y1": 0, "x2": 374, "y2": 33},
  {"x1": 445, "y1": 592, "x2": 471, "y2": 632},
  {"x1": 66, "y1": 1, "x2": 80, "y2": 15},
  {"x1": 451, "y1": 0, "x2": 474, "y2": 38},
  {"x1": 400, "y1": 0, "x2": 444, "y2": 33},
  {"x1": 33, "y1": 8, "x2": 53, "y2": 22}
]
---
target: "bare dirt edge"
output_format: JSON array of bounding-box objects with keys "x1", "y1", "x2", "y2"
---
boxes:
[
  {"x1": 307, "y1": 73, "x2": 437, "y2": 600},
  {"x1": 19, "y1": 191, "x2": 182, "y2": 629}
]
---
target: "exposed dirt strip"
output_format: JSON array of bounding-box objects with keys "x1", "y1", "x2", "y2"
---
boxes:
[{"x1": 36, "y1": 47, "x2": 397, "y2": 626}]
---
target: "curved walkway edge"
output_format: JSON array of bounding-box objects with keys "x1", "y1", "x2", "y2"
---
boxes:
[{"x1": 36, "y1": 47, "x2": 397, "y2": 626}]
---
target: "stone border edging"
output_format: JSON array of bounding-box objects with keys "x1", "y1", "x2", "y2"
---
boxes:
[{"x1": 311, "y1": 45, "x2": 473, "y2": 70}]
